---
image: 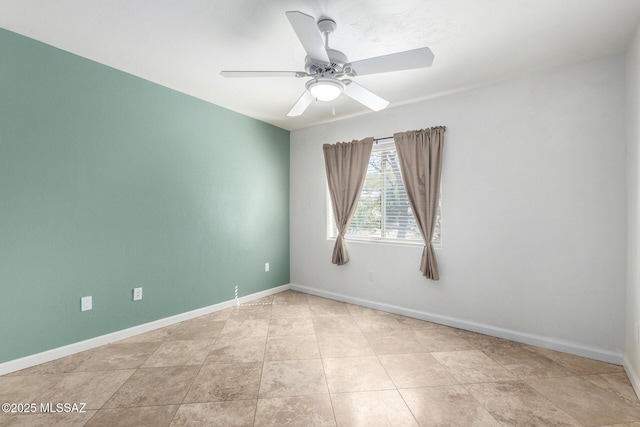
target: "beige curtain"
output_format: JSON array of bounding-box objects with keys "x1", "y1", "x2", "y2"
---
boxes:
[
  {"x1": 323, "y1": 137, "x2": 374, "y2": 265},
  {"x1": 394, "y1": 127, "x2": 445, "y2": 280}
]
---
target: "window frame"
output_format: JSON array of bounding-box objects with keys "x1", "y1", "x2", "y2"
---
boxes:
[{"x1": 326, "y1": 141, "x2": 442, "y2": 248}]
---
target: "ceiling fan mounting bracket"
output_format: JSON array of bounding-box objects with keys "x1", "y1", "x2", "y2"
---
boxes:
[{"x1": 317, "y1": 18, "x2": 337, "y2": 35}]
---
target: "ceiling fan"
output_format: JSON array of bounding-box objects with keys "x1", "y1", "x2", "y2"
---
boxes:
[{"x1": 220, "y1": 11, "x2": 434, "y2": 117}]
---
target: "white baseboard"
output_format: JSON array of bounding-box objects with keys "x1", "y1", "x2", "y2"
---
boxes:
[
  {"x1": 291, "y1": 283, "x2": 624, "y2": 365},
  {"x1": 0, "y1": 284, "x2": 291, "y2": 376},
  {"x1": 624, "y1": 356, "x2": 640, "y2": 400}
]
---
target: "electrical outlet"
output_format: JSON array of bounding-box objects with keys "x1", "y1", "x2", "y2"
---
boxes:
[
  {"x1": 367, "y1": 271, "x2": 375, "y2": 282},
  {"x1": 636, "y1": 321, "x2": 640, "y2": 344},
  {"x1": 265, "y1": 262, "x2": 270, "y2": 272},
  {"x1": 81, "y1": 296, "x2": 92, "y2": 312},
  {"x1": 133, "y1": 287, "x2": 142, "y2": 301}
]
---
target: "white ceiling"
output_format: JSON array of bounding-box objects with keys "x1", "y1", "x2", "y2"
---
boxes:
[{"x1": 1, "y1": 0, "x2": 639, "y2": 131}]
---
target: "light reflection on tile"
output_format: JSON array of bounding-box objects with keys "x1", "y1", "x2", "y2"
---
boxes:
[
  {"x1": 401, "y1": 385, "x2": 501, "y2": 426},
  {"x1": 378, "y1": 353, "x2": 457, "y2": 388},
  {"x1": 323, "y1": 356, "x2": 394, "y2": 393},
  {"x1": 331, "y1": 390, "x2": 418, "y2": 426}
]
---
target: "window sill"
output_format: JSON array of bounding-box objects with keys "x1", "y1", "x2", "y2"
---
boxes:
[{"x1": 327, "y1": 236, "x2": 441, "y2": 250}]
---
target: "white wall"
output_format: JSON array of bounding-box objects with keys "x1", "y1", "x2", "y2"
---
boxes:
[
  {"x1": 290, "y1": 55, "x2": 627, "y2": 362},
  {"x1": 626, "y1": 22, "x2": 640, "y2": 390}
]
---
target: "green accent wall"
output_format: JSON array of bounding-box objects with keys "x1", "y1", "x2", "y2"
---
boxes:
[{"x1": 0, "y1": 28, "x2": 290, "y2": 363}]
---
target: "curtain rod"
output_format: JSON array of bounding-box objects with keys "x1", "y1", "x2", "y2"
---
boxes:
[
  {"x1": 373, "y1": 136, "x2": 393, "y2": 144},
  {"x1": 374, "y1": 126, "x2": 447, "y2": 144}
]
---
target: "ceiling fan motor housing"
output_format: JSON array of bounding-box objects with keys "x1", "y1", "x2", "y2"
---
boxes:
[{"x1": 305, "y1": 48, "x2": 349, "y2": 77}]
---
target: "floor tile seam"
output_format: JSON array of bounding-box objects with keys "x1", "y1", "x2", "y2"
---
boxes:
[
  {"x1": 2, "y1": 371, "x2": 63, "y2": 378},
  {"x1": 317, "y1": 349, "x2": 340, "y2": 427},
  {"x1": 97, "y1": 342, "x2": 164, "y2": 374},
  {"x1": 164, "y1": 398, "x2": 260, "y2": 427},
  {"x1": 26, "y1": 368, "x2": 130, "y2": 414},
  {"x1": 257, "y1": 328, "x2": 272, "y2": 420},
  {"x1": 160, "y1": 404, "x2": 182, "y2": 427},
  {"x1": 155, "y1": 337, "x2": 218, "y2": 344},
  {"x1": 400, "y1": 352, "x2": 463, "y2": 388},
  {"x1": 479, "y1": 347, "x2": 574, "y2": 379},
  {"x1": 373, "y1": 351, "x2": 404, "y2": 394},
  {"x1": 492, "y1": 379, "x2": 587, "y2": 426},
  {"x1": 580, "y1": 371, "x2": 638, "y2": 386},
  {"x1": 318, "y1": 353, "x2": 377, "y2": 361},
  {"x1": 328, "y1": 387, "x2": 416, "y2": 423},
  {"x1": 97, "y1": 402, "x2": 187, "y2": 409},
  {"x1": 325, "y1": 391, "x2": 341, "y2": 427},
  {"x1": 394, "y1": 383, "x2": 463, "y2": 392},
  {"x1": 577, "y1": 373, "x2": 640, "y2": 406},
  {"x1": 265, "y1": 355, "x2": 323, "y2": 363},
  {"x1": 269, "y1": 316, "x2": 313, "y2": 320},
  {"x1": 140, "y1": 360, "x2": 213, "y2": 369},
  {"x1": 512, "y1": 372, "x2": 589, "y2": 382},
  {"x1": 46, "y1": 366, "x2": 140, "y2": 376},
  {"x1": 328, "y1": 385, "x2": 400, "y2": 395},
  {"x1": 452, "y1": 377, "x2": 524, "y2": 385},
  {"x1": 450, "y1": 382, "x2": 513, "y2": 426},
  {"x1": 79, "y1": 406, "x2": 102, "y2": 425},
  {"x1": 251, "y1": 394, "x2": 259, "y2": 427},
  {"x1": 86, "y1": 403, "x2": 181, "y2": 425},
  {"x1": 529, "y1": 351, "x2": 599, "y2": 377},
  {"x1": 351, "y1": 313, "x2": 370, "y2": 336},
  {"x1": 270, "y1": 301, "x2": 311, "y2": 306},
  {"x1": 53, "y1": 368, "x2": 139, "y2": 399},
  {"x1": 10, "y1": 374, "x2": 84, "y2": 418},
  {"x1": 474, "y1": 348, "x2": 532, "y2": 382},
  {"x1": 255, "y1": 393, "x2": 330, "y2": 401},
  {"x1": 175, "y1": 340, "x2": 218, "y2": 417},
  {"x1": 201, "y1": 339, "x2": 218, "y2": 368},
  {"x1": 327, "y1": 389, "x2": 410, "y2": 396},
  {"x1": 394, "y1": 384, "x2": 440, "y2": 427},
  {"x1": 266, "y1": 333, "x2": 317, "y2": 339},
  {"x1": 92, "y1": 364, "x2": 144, "y2": 416}
]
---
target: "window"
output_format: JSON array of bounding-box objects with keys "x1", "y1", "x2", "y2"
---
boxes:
[{"x1": 328, "y1": 142, "x2": 441, "y2": 246}]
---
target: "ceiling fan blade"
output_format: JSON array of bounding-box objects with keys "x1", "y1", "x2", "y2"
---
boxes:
[
  {"x1": 287, "y1": 91, "x2": 315, "y2": 117},
  {"x1": 349, "y1": 47, "x2": 434, "y2": 76},
  {"x1": 343, "y1": 81, "x2": 389, "y2": 111},
  {"x1": 286, "y1": 11, "x2": 330, "y2": 63},
  {"x1": 220, "y1": 71, "x2": 306, "y2": 78}
]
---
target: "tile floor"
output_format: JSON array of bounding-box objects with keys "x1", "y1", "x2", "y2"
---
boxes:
[{"x1": 1, "y1": 290, "x2": 639, "y2": 426}]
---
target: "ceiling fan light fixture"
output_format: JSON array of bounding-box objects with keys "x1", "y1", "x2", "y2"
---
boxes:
[{"x1": 306, "y1": 78, "x2": 344, "y2": 101}]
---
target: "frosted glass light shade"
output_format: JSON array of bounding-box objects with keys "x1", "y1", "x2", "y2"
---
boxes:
[{"x1": 307, "y1": 78, "x2": 344, "y2": 101}]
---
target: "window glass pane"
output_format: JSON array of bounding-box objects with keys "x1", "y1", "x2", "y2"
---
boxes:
[
  {"x1": 348, "y1": 155, "x2": 382, "y2": 238},
  {"x1": 380, "y1": 150, "x2": 420, "y2": 240}
]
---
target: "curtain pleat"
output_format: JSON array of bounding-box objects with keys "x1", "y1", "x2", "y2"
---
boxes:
[
  {"x1": 394, "y1": 127, "x2": 445, "y2": 280},
  {"x1": 323, "y1": 137, "x2": 374, "y2": 265}
]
